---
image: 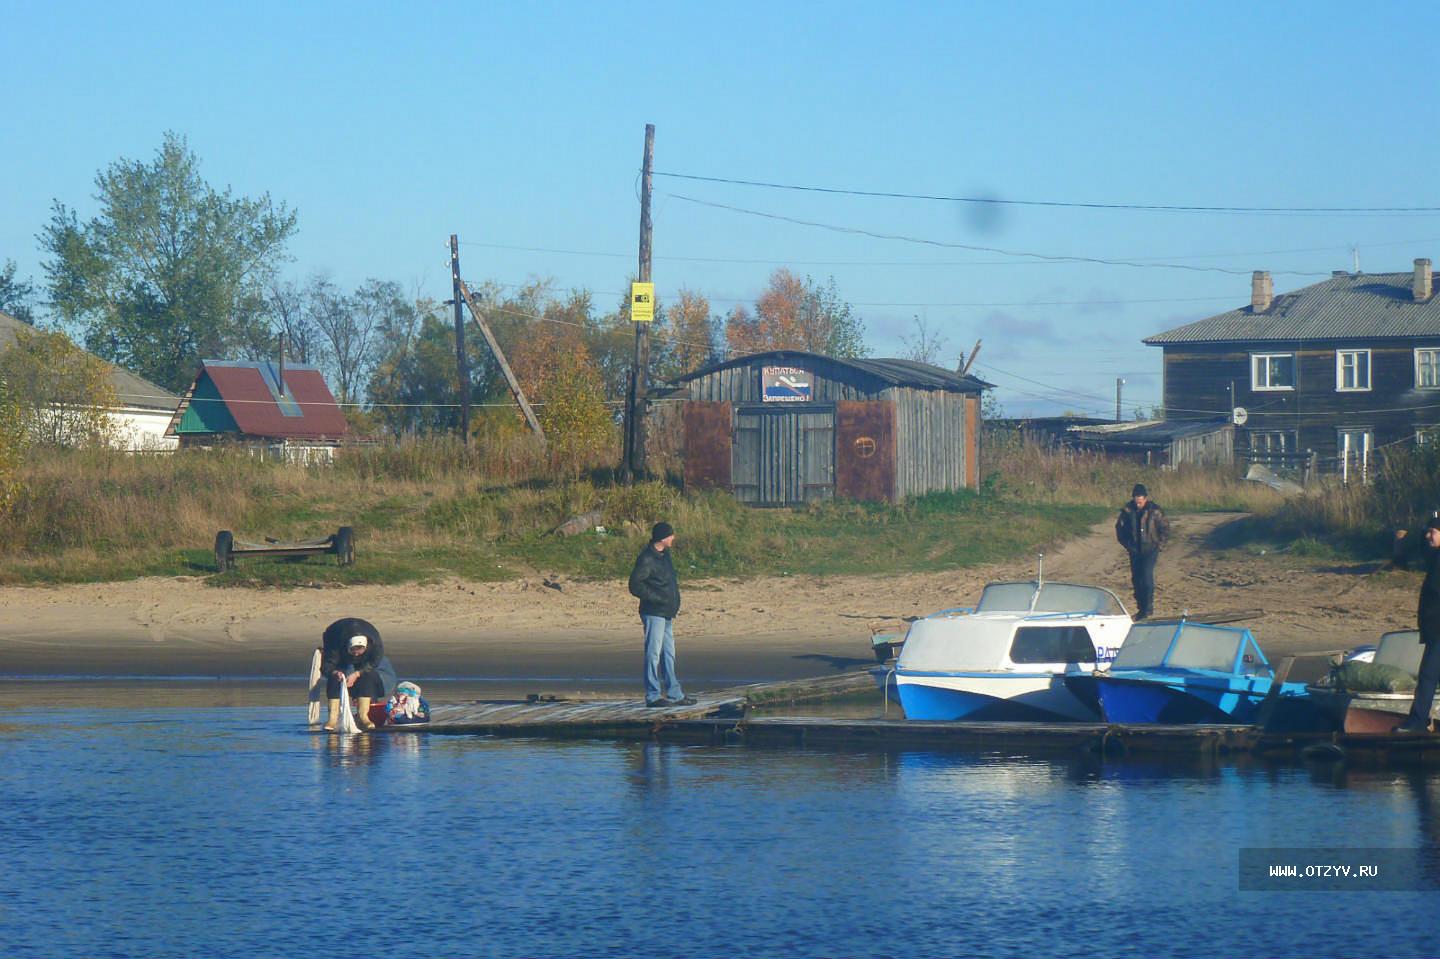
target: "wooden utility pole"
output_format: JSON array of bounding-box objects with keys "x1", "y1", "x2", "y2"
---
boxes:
[
  {"x1": 959, "y1": 339, "x2": 982, "y2": 376},
  {"x1": 450, "y1": 237, "x2": 545, "y2": 446},
  {"x1": 624, "y1": 123, "x2": 655, "y2": 481},
  {"x1": 450, "y1": 235, "x2": 471, "y2": 444}
]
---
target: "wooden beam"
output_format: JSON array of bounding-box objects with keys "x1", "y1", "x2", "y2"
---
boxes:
[{"x1": 454, "y1": 275, "x2": 546, "y2": 446}]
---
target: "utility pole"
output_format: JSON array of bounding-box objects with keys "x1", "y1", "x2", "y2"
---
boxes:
[
  {"x1": 1116, "y1": 377, "x2": 1125, "y2": 422},
  {"x1": 624, "y1": 123, "x2": 655, "y2": 481},
  {"x1": 450, "y1": 235, "x2": 471, "y2": 444}
]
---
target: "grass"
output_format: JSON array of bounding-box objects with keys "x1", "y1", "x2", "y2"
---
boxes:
[{"x1": 0, "y1": 429, "x2": 1412, "y2": 587}]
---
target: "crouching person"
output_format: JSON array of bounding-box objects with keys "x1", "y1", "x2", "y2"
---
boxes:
[{"x1": 321, "y1": 617, "x2": 398, "y2": 731}]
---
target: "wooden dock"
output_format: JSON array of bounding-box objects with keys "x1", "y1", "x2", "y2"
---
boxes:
[{"x1": 386, "y1": 669, "x2": 1440, "y2": 764}]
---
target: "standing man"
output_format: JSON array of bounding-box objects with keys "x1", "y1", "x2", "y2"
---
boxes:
[
  {"x1": 1115, "y1": 483, "x2": 1168, "y2": 620},
  {"x1": 629, "y1": 521, "x2": 696, "y2": 708},
  {"x1": 1397, "y1": 516, "x2": 1440, "y2": 733}
]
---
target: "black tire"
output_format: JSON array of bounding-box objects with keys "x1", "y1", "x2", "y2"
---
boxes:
[
  {"x1": 333, "y1": 526, "x2": 355, "y2": 566},
  {"x1": 214, "y1": 530, "x2": 234, "y2": 572}
]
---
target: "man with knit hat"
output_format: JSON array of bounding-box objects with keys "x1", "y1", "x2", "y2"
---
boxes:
[
  {"x1": 1396, "y1": 515, "x2": 1440, "y2": 733},
  {"x1": 628, "y1": 521, "x2": 696, "y2": 708},
  {"x1": 1115, "y1": 483, "x2": 1168, "y2": 620}
]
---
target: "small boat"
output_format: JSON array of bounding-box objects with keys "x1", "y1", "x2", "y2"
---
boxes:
[
  {"x1": 1092, "y1": 620, "x2": 1309, "y2": 725},
  {"x1": 1307, "y1": 630, "x2": 1432, "y2": 733},
  {"x1": 892, "y1": 579, "x2": 1133, "y2": 721}
]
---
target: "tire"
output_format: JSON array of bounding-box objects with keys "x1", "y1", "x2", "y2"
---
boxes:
[
  {"x1": 214, "y1": 530, "x2": 234, "y2": 572},
  {"x1": 333, "y1": 526, "x2": 355, "y2": 566}
]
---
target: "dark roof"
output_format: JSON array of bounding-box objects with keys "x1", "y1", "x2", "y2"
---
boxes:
[
  {"x1": 185, "y1": 360, "x2": 348, "y2": 439},
  {"x1": 1145, "y1": 271, "x2": 1440, "y2": 345},
  {"x1": 0, "y1": 309, "x2": 178, "y2": 412},
  {"x1": 1068, "y1": 419, "x2": 1230, "y2": 444},
  {"x1": 674, "y1": 350, "x2": 990, "y2": 392}
]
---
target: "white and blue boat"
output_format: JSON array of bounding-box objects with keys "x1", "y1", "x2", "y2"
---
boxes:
[
  {"x1": 1092, "y1": 620, "x2": 1309, "y2": 725},
  {"x1": 892, "y1": 580, "x2": 1133, "y2": 721}
]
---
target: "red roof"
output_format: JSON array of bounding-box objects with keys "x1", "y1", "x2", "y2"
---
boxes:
[{"x1": 204, "y1": 362, "x2": 349, "y2": 439}]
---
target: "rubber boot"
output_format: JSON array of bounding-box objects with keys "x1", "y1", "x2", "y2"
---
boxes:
[
  {"x1": 356, "y1": 696, "x2": 376, "y2": 730},
  {"x1": 323, "y1": 698, "x2": 342, "y2": 731}
]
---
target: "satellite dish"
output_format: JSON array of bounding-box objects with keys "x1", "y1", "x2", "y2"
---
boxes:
[{"x1": 1232, "y1": 406, "x2": 1248, "y2": 426}]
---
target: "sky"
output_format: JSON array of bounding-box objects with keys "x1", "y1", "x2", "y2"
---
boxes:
[{"x1": 4, "y1": 1, "x2": 1440, "y2": 417}]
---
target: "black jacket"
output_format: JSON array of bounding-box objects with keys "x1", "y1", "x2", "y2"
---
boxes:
[
  {"x1": 320, "y1": 617, "x2": 385, "y2": 674},
  {"x1": 1115, "y1": 500, "x2": 1168, "y2": 556},
  {"x1": 629, "y1": 543, "x2": 681, "y2": 619},
  {"x1": 1419, "y1": 547, "x2": 1440, "y2": 639}
]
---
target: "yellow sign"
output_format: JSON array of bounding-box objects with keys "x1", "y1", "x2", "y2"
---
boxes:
[{"x1": 630, "y1": 282, "x2": 655, "y2": 323}]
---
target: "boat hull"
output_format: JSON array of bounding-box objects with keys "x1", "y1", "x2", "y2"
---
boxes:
[
  {"x1": 896, "y1": 672, "x2": 1101, "y2": 722},
  {"x1": 1096, "y1": 674, "x2": 1320, "y2": 727},
  {"x1": 1306, "y1": 688, "x2": 1433, "y2": 734}
]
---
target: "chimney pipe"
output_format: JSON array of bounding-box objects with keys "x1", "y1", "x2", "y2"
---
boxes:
[
  {"x1": 1251, "y1": 271, "x2": 1273, "y2": 312},
  {"x1": 1415, "y1": 258, "x2": 1433, "y2": 302},
  {"x1": 278, "y1": 333, "x2": 287, "y2": 396}
]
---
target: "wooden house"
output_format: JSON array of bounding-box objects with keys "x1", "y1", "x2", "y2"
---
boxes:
[
  {"x1": 655, "y1": 350, "x2": 988, "y2": 506},
  {"x1": 1144, "y1": 259, "x2": 1440, "y2": 474},
  {"x1": 0, "y1": 309, "x2": 179, "y2": 451},
  {"x1": 167, "y1": 359, "x2": 348, "y2": 458}
]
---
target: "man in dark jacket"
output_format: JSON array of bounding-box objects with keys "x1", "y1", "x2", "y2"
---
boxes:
[
  {"x1": 629, "y1": 521, "x2": 696, "y2": 708},
  {"x1": 1115, "y1": 483, "x2": 1168, "y2": 620},
  {"x1": 1397, "y1": 516, "x2": 1440, "y2": 733}
]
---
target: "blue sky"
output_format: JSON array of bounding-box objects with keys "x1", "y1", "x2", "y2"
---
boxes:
[{"x1": 4, "y1": 1, "x2": 1439, "y2": 416}]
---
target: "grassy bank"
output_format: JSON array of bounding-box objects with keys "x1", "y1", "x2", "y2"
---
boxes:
[{"x1": 0, "y1": 433, "x2": 1295, "y2": 587}]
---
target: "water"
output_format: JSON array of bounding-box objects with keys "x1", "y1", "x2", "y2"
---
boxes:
[{"x1": 3, "y1": 690, "x2": 1440, "y2": 958}]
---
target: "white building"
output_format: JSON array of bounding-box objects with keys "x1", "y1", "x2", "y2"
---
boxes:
[{"x1": 0, "y1": 309, "x2": 179, "y2": 451}]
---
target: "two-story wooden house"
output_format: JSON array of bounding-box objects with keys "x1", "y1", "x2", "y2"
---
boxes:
[{"x1": 1144, "y1": 259, "x2": 1440, "y2": 473}]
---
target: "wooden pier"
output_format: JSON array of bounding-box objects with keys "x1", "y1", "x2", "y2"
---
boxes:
[{"x1": 386, "y1": 669, "x2": 1440, "y2": 764}]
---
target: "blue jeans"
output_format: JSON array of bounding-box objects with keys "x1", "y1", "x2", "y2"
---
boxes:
[{"x1": 642, "y1": 615, "x2": 684, "y2": 703}]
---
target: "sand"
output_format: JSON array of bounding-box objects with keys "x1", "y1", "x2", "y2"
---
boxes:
[{"x1": 0, "y1": 513, "x2": 1419, "y2": 687}]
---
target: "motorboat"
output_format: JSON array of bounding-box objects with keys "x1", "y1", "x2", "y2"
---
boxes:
[
  {"x1": 1092, "y1": 620, "x2": 1310, "y2": 725},
  {"x1": 891, "y1": 579, "x2": 1133, "y2": 721},
  {"x1": 1307, "y1": 630, "x2": 1432, "y2": 733}
]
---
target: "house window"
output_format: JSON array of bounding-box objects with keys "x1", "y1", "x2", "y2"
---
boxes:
[
  {"x1": 1248, "y1": 430, "x2": 1299, "y2": 455},
  {"x1": 1338, "y1": 428, "x2": 1373, "y2": 483},
  {"x1": 1418, "y1": 426, "x2": 1440, "y2": 446},
  {"x1": 1336, "y1": 350, "x2": 1371, "y2": 391},
  {"x1": 1417, "y1": 349, "x2": 1440, "y2": 389},
  {"x1": 1252, "y1": 353, "x2": 1295, "y2": 391}
]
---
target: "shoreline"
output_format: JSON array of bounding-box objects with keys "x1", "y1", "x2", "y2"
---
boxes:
[{"x1": 0, "y1": 513, "x2": 1419, "y2": 688}]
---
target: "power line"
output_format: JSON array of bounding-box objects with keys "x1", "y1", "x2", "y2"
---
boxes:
[
  {"x1": 667, "y1": 193, "x2": 1336, "y2": 277},
  {"x1": 654, "y1": 170, "x2": 1440, "y2": 217}
]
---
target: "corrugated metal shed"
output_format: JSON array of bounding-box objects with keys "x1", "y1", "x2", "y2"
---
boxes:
[
  {"x1": 1145, "y1": 272, "x2": 1440, "y2": 344},
  {"x1": 661, "y1": 351, "x2": 987, "y2": 505},
  {"x1": 172, "y1": 360, "x2": 348, "y2": 441}
]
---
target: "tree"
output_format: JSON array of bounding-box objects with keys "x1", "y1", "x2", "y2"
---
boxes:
[
  {"x1": 0, "y1": 260, "x2": 37, "y2": 325},
  {"x1": 656, "y1": 288, "x2": 717, "y2": 380},
  {"x1": 723, "y1": 269, "x2": 867, "y2": 358},
  {"x1": 899, "y1": 314, "x2": 949, "y2": 366},
  {"x1": 40, "y1": 132, "x2": 296, "y2": 392},
  {"x1": 309, "y1": 277, "x2": 408, "y2": 406},
  {"x1": 0, "y1": 327, "x2": 119, "y2": 448},
  {"x1": 510, "y1": 323, "x2": 615, "y2": 474}
]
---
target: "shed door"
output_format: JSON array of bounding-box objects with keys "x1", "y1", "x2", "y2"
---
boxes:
[{"x1": 732, "y1": 407, "x2": 835, "y2": 506}]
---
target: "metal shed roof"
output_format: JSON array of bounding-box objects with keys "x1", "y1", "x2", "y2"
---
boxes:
[
  {"x1": 0, "y1": 309, "x2": 178, "y2": 412},
  {"x1": 674, "y1": 350, "x2": 990, "y2": 392},
  {"x1": 1144, "y1": 272, "x2": 1440, "y2": 345},
  {"x1": 174, "y1": 360, "x2": 348, "y2": 439}
]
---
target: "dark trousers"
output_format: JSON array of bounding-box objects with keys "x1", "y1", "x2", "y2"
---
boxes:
[
  {"x1": 1408, "y1": 628, "x2": 1440, "y2": 724},
  {"x1": 326, "y1": 670, "x2": 385, "y2": 699},
  {"x1": 1128, "y1": 550, "x2": 1159, "y2": 617}
]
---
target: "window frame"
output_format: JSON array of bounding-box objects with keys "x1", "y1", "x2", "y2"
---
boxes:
[
  {"x1": 1247, "y1": 429, "x2": 1299, "y2": 454},
  {"x1": 1335, "y1": 349, "x2": 1371, "y2": 392},
  {"x1": 1416, "y1": 348, "x2": 1440, "y2": 390},
  {"x1": 1251, "y1": 352, "x2": 1296, "y2": 391}
]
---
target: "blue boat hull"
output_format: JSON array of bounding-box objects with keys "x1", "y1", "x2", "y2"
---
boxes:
[
  {"x1": 1096, "y1": 675, "x2": 1314, "y2": 725},
  {"x1": 897, "y1": 674, "x2": 1102, "y2": 722}
]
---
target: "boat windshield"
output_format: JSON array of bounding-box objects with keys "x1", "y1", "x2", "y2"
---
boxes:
[
  {"x1": 975, "y1": 582, "x2": 1126, "y2": 616},
  {"x1": 1375, "y1": 630, "x2": 1423, "y2": 674},
  {"x1": 1112, "y1": 622, "x2": 1257, "y2": 672}
]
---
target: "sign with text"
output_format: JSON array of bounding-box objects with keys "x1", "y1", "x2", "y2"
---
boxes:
[
  {"x1": 630, "y1": 282, "x2": 655, "y2": 323},
  {"x1": 762, "y1": 366, "x2": 812, "y2": 402}
]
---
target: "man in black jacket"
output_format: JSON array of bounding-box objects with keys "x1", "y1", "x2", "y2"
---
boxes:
[
  {"x1": 1397, "y1": 516, "x2": 1440, "y2": 733},
  {"x1": 1115, "y1": 483, "x2": 1168, "y2": 620},
  {"x1": 629, "y1": 521, "x2": 696, "y2": 708}
]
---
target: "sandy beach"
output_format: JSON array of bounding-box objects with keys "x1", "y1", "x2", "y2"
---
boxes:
[{"x1": 0, "y1": 513, "x2": 1419, "y2": 687}]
